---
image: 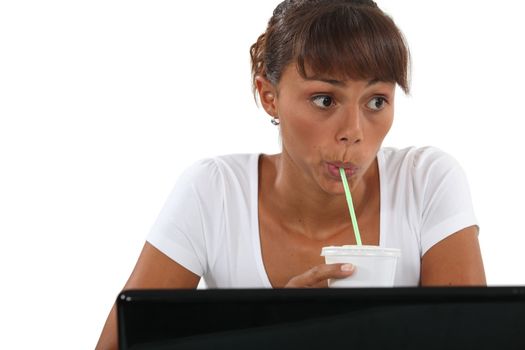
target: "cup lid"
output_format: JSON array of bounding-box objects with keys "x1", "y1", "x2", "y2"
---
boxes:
[{"x1": 321, "y1": 245, "x2": 401, "y2": 257}]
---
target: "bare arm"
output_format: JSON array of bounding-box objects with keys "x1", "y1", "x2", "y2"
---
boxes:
[
  {"x1": 95, "y1": 242, "x2": 200, "y2": 350},
  {"x1": 421, "y1": 225, "x2": 486, "y2": 286}
]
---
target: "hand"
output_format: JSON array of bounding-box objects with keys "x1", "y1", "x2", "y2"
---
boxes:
[{"x1": 284, "y1": 263, "x2": 355, "y2": 288}]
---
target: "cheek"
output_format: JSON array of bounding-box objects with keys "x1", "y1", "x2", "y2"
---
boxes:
[
  {"x1": 380, "y1": 114, "x2": 394, "y2": 137},
  {"x1": 281, "y1": 116, "x2": 320, "y2": 150},
  {"x1": 279, "y1": 110, "x2": 330, "y2": 160},
  {"x1": 366, "y1": 113, "x2": 394, "y2": 140}
]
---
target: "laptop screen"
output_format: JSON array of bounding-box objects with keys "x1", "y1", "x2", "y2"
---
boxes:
[{"x1": 117, "y1": 287, "x2": 525, "y2": 350}]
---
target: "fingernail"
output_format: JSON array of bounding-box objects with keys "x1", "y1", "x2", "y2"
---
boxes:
[{"x1": 341, "y1": 264, "x2": 354, "y2": 272}]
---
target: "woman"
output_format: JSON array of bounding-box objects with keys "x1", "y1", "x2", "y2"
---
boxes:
[{"x1": 96, "y1": 0, "x2": 486, "y2": 348}]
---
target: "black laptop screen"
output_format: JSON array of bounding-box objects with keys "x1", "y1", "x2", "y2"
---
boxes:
[{"x1": 117, "y1": 287, "x2": 525, "y2": 350}]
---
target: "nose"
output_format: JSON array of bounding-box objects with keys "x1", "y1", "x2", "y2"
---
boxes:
[{"x1": 335, "y1": 105, "x2": 363, "y2": 145}]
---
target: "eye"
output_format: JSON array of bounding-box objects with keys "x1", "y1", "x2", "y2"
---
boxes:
[
  {"x1": 311, "y1": 95, "x2": 335, "y2": 109},
  {"x1": 366, "y1": 97, "x2": 387, "y2": 111}
]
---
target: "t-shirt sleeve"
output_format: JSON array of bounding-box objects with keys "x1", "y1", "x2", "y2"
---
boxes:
[
  {"x1": 414, "y1": 148, "x2": 479, "y2": 256},
  {"x1": 146, "y1": 158, "x2": 219, "y2": 276}
]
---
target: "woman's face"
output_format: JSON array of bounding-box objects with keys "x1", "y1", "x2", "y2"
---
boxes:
[{"x1": 259, "y1": 64, "x2": 396, "y2": 194}]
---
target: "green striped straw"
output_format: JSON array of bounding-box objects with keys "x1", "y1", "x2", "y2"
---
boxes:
[{"x1": 339, "y1": 168, "x2": 362, "y2": 246}]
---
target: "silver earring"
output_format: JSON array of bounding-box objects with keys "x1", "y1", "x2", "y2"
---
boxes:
[{"x1": 271, "y1": 117, "x2": 280, "y2": 126}]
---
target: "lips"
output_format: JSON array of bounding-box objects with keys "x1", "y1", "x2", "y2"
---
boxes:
[{"x1": 326, "y1": 161, "x2": 359, "y2": 179}]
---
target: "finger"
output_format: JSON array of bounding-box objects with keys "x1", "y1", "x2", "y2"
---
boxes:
[
  {"x1": 286, "y1": 263, "x2": 355, "y2": 288},
  {"x1": 302, "y1": 263, "x2": 355, "y2": 287}
]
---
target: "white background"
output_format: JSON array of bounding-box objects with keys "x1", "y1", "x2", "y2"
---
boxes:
[{"x1": 1, "y1": 0, "x2": 524, "y2": 348}]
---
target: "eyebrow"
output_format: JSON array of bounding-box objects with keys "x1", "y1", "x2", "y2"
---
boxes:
[{"x1": 304, "y1": 76, "x2": 382, "y2": 87}]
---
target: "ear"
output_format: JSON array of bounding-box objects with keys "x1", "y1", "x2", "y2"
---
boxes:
[{"x1": 255, "y1": 76, "x2": 278, "y2": 118}]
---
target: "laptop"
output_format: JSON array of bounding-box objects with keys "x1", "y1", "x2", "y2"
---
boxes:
[{"x1": 118, "y1": 287, "x2": 525, "y2": 350}]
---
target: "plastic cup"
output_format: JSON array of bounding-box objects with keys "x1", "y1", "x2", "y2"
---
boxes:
[{"x1": 321, "y1": 245, "x2": 401, "y2": 287}]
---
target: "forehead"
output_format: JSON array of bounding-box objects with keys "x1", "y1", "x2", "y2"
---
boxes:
[{"x1": 278, "y1": 63, "x2": 393, "y2": 89}]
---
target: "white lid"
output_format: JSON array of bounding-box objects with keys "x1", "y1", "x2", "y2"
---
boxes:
[{"x1": 321, "y1": 245, "x2": 401, "y2": 257}]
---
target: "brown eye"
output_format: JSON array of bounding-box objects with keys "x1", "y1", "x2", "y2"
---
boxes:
[
  {"x1": 312, "y1": 95, "x2": 334, "y2": 109},
  {"x1": 366, "y1": 97, "x2": 387, "y2": 111}
]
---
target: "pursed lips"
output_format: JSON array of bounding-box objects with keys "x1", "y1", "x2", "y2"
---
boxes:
[{"x1": 326, "y1": 161, "x2": 359, "y2": 179}]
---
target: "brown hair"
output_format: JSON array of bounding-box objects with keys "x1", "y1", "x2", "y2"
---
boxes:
[{"x1": 250, "y1": 0, "x2": 410, "y2": 98}]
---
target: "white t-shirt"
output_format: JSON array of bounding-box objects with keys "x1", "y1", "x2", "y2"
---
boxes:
[{"x1": 147, "y1": 147, "x2": 478, "y2": 287}]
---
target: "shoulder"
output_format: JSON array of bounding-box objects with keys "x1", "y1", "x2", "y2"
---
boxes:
[
  {"x1": 379, "y1": 146, "x2": 470, "y2": 207},
  {"x1": 379, "y1": 146, "x2": 461, "y2": 176},
  {"x1": 213, "y1": 153, "x2": 260, "y2": 174},
  {"x1": 178, "y1": 153, "x2": 260, "y2": 191},
  {"x1": 187, "y1": 153, "x2": 258, "y2": 172}
]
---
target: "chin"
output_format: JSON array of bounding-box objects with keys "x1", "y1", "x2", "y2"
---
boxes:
[{"x1": 317, "y1": 178, "x2": 346, "y2": 196}]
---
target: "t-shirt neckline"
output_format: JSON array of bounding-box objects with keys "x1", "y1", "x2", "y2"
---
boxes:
[
  {"x1": 251, "y1": 152, "x2": 385, "y2": 289},
  {"x1": 251, "y1": 154, "x2": 273, "y2": 288}
]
